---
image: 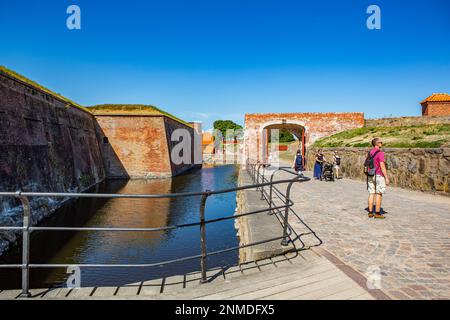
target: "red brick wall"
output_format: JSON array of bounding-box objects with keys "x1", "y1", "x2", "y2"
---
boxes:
[
  {"x1": 244, "y1": 112, "x2": 365, "y2": 162},
  {"x1": 422, "y1": 102, "x2": 450, "y2": 116},
  {"x1": 95, "y1": 115, "x2": 197, "y2": 178},
  {"x1": 95, "y1": 115, "x2": 172, "y2": 178}
]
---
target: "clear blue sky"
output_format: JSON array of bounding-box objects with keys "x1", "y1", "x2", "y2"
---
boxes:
[{"x1": 1, "y1": 0, "x2": 449, "y2": 129}]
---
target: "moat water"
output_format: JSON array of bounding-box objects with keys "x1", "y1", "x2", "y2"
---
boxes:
[{"x1": 0, "y1": 165, "x2": 239, "y2": 289}]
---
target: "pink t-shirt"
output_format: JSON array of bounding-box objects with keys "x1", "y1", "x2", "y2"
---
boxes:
[{"x1": 370, "y1": 148, "x2": 385, "y2": 176}]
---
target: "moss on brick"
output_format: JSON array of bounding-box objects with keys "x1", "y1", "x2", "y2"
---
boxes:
[
  {"x1": 88, "y1": 104, "x2": 191, "y2": 127},
  {"x1": 0, "y1": 67, "x2": 192, "y2": 127},
  {"x1": 0, "y1": 65, "x2": 90, "y2": 114}
]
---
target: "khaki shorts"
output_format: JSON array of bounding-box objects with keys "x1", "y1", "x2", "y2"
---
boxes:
[{"x1": 367, "y1": 175, "x2": 386, "y2": 194}]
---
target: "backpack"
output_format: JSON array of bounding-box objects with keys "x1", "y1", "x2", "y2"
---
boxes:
[
  {"x1": 295, "y1": 154, "x2": 303, "y2": 167},
  {"x1": 335, "y1": 156, "x2": 341, "y2": 166},
  {"x1": 364, "y1": 150, "x2": 380, "y2": 176}
]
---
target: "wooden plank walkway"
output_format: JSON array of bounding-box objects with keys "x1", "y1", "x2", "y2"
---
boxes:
[{"x1": 0, "y1": 249, "x2": 381, "y2": 300}]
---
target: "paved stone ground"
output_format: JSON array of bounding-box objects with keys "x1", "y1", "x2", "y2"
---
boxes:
[{"x1": 274, "y1": 168, "x2": 450, "y2": 300}]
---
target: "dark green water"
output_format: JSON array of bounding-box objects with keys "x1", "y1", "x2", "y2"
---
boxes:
[{"x1": 0, "y1": 165, "x2": 239, "y2": 289}]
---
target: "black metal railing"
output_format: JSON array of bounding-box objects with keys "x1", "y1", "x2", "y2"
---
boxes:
[
  {"x1": 247, "y1": 161, "x2": 322, "y2": 251},
  {"x1": 0, "y1": 159, "x2": 316, "y2": 297}
]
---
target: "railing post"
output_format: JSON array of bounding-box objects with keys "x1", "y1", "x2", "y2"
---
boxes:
[
  {"x1": 260, "y1": 165, "x2": 266, "y2": 200},
  {"x1": 16, "y1": 191, "x2": 31, "y2": 298},
  {"x1": 252, "y1": 164, "x2": 255, "y2": 180},
  {"x1": 256, "y1": 163, "x2": 262, "y2": 190},
  {"x1": 269, "y1": 170, "x2": 277, "y2": 214},
  {"x1": 199, "y1": 191, "x2": 210, "y2": 284},
  {"x1": 281, "y1": 182, "x2": 294, "y2": 246}
]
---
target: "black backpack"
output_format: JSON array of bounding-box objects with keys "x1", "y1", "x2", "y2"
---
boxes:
[
  {"x1": 364, "y1": 150, "x2": 380, "y2": 176},
  {"x1": 335, "y1": 156, "x2": 341, "y2": 166},
  {"x1": 295, "y1": 154, "x2": 303, "y2": 167}
]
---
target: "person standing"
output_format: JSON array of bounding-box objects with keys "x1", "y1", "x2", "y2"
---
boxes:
[
  {"x1": 313, "y1": 149, "x2": 325, "y2": 180},
  {"x1": 292, "y1": 149, "x2": 303, "y2": 176},
  {"x1": 267, "y1": 151, "x2": 273, "y2": 166},
  {"x1": 366, "y1": 138, "x2": 390, "y2": 219},
  {"x1": 333, "y1": 151, "x2": 342, "y2": 179}
]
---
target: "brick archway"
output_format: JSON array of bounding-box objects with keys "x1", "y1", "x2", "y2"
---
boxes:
[
  {"x1": 244, "y1": 112, "x2": 364, "y2": 164},
  {"x1": 259, "y1": 121, "x2": 306, "y2": 166}
]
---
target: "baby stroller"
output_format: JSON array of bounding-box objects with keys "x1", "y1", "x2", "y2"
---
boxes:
[{"x1": 321, "y1": 162, "x2": 335, "y2": 182}]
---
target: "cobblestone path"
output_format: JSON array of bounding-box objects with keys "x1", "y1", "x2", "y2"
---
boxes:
[{"x1": 276, "y1": 170, "x2": 450, "y2": 300}]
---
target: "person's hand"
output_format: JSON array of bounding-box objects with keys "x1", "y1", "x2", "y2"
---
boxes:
[{"x1": 385, "y1": 177, "x2": 390, "y2": 186}]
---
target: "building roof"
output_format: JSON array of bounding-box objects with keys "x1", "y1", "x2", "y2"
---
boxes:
[
  {"x1": 88, "y1": 104, "x2": 191, "y2": 127},
  {"x1": 420, "y1": 93, "x2": 450, "y2": 104},
  {"x1": 202, "y1": 132, "x2": 214, "y2": 144}
]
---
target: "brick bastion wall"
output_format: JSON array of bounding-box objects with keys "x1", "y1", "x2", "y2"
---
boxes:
[
  {"x1": 0, "y1": 70, "x2": 106, "y2": 254},
  {"x1": 306, "y1": 147, "x2": 450, "y2": 196},
  {"x1": 94, "y1": 114, "x2": 198, "y2": 179}
]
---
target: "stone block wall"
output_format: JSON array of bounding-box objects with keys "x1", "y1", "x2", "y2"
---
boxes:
[
  {"x1": 306, "y1": 147, "x2": 450, "y2": 196},
  {"x1": 365, "y1": 115, "x2": 450, "y2": 127}
]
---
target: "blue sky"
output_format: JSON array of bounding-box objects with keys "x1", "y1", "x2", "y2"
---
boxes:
[{"x1": 1, "y1": 0, "x2": 449, "y2": 129}]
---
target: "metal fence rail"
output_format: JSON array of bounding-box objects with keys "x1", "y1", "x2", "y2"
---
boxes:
[
  {"x1": 0, "y1": 159, "x2": 312, "y2": 297},
  {"x1": 247, "y1": 161, "x2": 322, "y2": 251}
]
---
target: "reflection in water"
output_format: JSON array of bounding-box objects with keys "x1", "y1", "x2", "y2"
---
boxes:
[{"x1": 0, "y1": 165, "x2": 239, "y2": 289}]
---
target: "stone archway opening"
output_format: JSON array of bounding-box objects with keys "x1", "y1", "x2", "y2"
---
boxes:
[
  {"x1": 262, "y1": 123, "x2": 306, "y2": 167},
  {"x1": 244, "y1": 112, "x2": 365, "y2": 167}
]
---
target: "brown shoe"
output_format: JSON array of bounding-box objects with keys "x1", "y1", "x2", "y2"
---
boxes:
[
  {"x1": 374, "y1": 213, "x2": 385, "y2": 219},
  {"x1": 368, "y1": 213, "x2": 374, "y2": 218}
]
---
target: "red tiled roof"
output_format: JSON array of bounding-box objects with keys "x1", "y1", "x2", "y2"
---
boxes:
[{"x1": 420, "y1": 93, "x2": 450, "y2": 104}]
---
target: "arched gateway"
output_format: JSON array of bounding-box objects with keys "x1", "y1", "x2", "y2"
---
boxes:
[{"x1": 244, "y1": 112, "x2": 365, "y2": 164}]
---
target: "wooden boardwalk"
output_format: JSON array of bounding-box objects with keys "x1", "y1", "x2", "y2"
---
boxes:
[{"x1": 0, "y1": 249, "x2": 385, "y2": 300}]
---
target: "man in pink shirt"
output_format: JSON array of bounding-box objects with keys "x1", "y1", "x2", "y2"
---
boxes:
[{"x1": 367, "y1": 138, "x2": 390, "y2": 219}]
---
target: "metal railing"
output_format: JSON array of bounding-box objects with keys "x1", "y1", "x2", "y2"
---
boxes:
[
  {"x1": 247, "y1": 161, "x2": 322, "y2": 251},
  {"x1": 0, "y1": 160, "x2": 314, "y2": 298}
]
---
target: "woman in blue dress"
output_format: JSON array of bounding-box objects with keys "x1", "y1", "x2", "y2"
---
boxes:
[{"x1": 313, "y1": 150, "x2": 325, "y2": 180}]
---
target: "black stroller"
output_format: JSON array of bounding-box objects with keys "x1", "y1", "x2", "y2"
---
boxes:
[{"x1": 321, "y1": 162, "x2": 335, "y2": 182}]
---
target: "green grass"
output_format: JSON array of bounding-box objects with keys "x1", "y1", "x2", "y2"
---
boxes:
[
  {"x1": 352, "y1": 142, "x2": 371, "y2": 147},
  {"x1": 312, "y1": 124, "x2": 450, "y2": 148}
]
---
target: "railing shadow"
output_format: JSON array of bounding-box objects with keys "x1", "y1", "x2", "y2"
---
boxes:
[{"x1": 246, "y1": 161, "x2": 323, "y2": 252}]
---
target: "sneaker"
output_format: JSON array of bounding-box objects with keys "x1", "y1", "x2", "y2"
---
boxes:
[
  {"x1": 374, "y1": 213, "x2": 385, "y2": 219},
  {"x1": 368, "y1": 213, "x2": 374, "y2": 218}
]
